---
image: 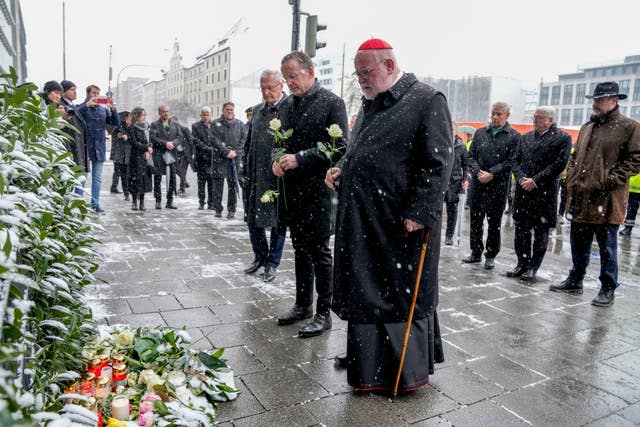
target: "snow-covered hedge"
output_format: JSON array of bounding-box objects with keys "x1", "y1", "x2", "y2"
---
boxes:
[{"x1": 0, "y1": 68, "x2": 98, "y2": 425}]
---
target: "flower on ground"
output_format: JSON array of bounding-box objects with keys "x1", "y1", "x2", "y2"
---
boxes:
[
  {"x1": 115, "y1": 329, "x2": 134, "y2": 347},
  {"x1": 138, "y1": 369, "x2": 164, "y2": 392}
]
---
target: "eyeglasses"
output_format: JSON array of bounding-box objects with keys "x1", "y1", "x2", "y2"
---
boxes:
[
  {"x1": 351, "y1": 59, "x2": 386, "y2": 80},
  {"x1": 260, "y1": 81, "x2": 282, "y2": 92},
  {"x1": 532, "y1": 115, "x2": 551, "y2": 121}
]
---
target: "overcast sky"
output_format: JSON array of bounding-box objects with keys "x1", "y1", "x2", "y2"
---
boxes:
[{"x1": 21, "y1": 0, "x2": 640, "y2": 96}]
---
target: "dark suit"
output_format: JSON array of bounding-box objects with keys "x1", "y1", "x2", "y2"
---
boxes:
[{"x1": 150, "y1": 119, "x2": 183, "y2": 203}]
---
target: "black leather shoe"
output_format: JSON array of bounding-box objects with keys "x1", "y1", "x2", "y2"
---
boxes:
[
  {"x1": 244, "y1": 259, "x2": 264, "y2": 274},
  {"x1": 520, "y1": 268, "x2": 537, "y2": 281},
  {"x1": 591, "y1": 288, "x2": 615, "y2": 307},
  {"x1": 484, "y1": 257, "x2": 495, "y2": 270},
  {"x1": 444, "y1": 237, "x2": 453, "y2": 245},
  {"x1": 110, "y1": 188, "x2": 121, "y2": 194},
  {"x1": 334, "y1": 353, "x2": 347, "y2": 369},
  {"x1": 227, "y1": 211, "x2": 235, "y2": 219},
  {"x1": 139, "y1": 198, "x2": 146, "y2": 211},
  {"x1": 299, "y1": 313, "x2": 332, "y2": 338},
  {"x1": 155, "y1": 201, "x2": 162, "y2": 210},
  {"x1": 124, "y1": 193, "x2": 130, "y2": 201},
  {"x1": 166, "y1": 201, "x2": 178, "y2": 209},
  {"x1": 463, "y1": 254, "x2": 482, "y2": 263},
  {"x1": 549, "y1": 275, "x2": 583, "y2": 294},
  {"x1": 131, "y1": 199, "x2": 138, "y2": 211},
  {"x1": 277, "y1": 305, "x2": 313, "y2": 326},
  {"x1": 507, "y1": 265, "x2": 527, "y2": 277},
  {"x1": 263, "y1": 266, "x2": 277, "y2": 282},
  {"x1": 214, "y1": 211, "x2": 222, "y2": 218}
]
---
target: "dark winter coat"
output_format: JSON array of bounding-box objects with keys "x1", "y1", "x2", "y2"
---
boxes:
[
  {"x1": 78, "y1": 103, "x2": 120, "y2": 162},
  {"x1": 466, "y1": 122, "x2": 520, "y2": 207},
  {"x1": 512, "y1": 124, "x2": 571, "y2": 228},
  {"x1": 127, "y1": 122, "x2": 153, "y2": 195},
  {"x1": 278, "y1": 81, "x2": 348, "y2": 240},
  {"x1": 566, "y1": 107, "x2": 640, "y2": 224},
  {"x1": 149, "y1": 119, "x2": 183, "y2": 175},
  {"x1": 445, "y1": 135, "x2": 471, "y2": 203},
  {"x1": 112, "y1": 122, "x2": 132, "y2": 165},
  {"x1": 177, "y1": 124, "x2": 195, "y2": 170},
  {"x1": 212, "y1": 116, "x2": 247, "y2": 177},
  {"x1": 61, "y1": 99, "x2": 89, "y2": 172},
  {"x1": 191, "y1": 121, "x2": 222, "y2": 175},
  {"x1": 332, "y1": 73, "x2": 453, "y2": 323},
  {"x1": 241, "y1": 99, "x2": 283, "y2": 228}
]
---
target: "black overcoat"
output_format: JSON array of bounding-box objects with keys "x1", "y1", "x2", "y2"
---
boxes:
[
  {"x1": 278, "y1": 81, "x2": 348, "y2": 240},
  {"x1": 466, "y1": 123, "x2": 520, "y2": 207},
  {"x1": 445, "y1": 135, "x2": 471, "y2": 203},
  {"x1": 127, "y1": 123, "x2": 153, "y2": 195},
  {"x1": 332, "y1": 73, "x2": 453, "y2": 323},
  {"x1": 113, "y1": 122, "x2": 132, "y2": 165},
  {"x1": 192, "y1": 121, "x2": 215, "y2": 175},
  {"x1": 242, "y1": 100, "x2": 282, "y2": 228},
  {"x1": 512, "y1": 125, "x2": 571, "y2": 228},
  {"x1": 149, "y1": 119, "x2": 183, "y2": 175}
]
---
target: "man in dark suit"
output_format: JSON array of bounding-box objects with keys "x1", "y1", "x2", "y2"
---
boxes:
[{"x1": 150, "y1": 105, "x2": 182, "y2": 209}]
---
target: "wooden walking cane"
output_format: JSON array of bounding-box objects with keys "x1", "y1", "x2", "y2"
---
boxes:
[{"x1": 392, "y1": 229, "x2": 431, "y2": 397}]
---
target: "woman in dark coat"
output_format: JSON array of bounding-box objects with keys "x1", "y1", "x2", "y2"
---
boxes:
[
  {"x1": 112, "y1": 111, "x2": 132, "y2": 199},
  {"x1": 127, "y1": 107, "x2": 153, "y2": 211}
]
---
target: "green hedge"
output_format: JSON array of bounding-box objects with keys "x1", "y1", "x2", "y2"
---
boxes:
[{"x1": 0, "y1": 68, "x2": 99, "y2": 425}]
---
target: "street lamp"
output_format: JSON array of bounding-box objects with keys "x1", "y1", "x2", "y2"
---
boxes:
[{"x1": 115, "y1": 64, "x2": 165, "y2": 105}]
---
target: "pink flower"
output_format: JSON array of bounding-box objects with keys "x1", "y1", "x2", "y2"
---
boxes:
[
  {"x1": 139, "y1": 400, "x2": 154, "y2": 414},
  {"x1": 138, "y1": 412, "x2": 154, "y2": 427},
  {"x1": 142, "y1": 393, "x2": 161, "y2": 402}
]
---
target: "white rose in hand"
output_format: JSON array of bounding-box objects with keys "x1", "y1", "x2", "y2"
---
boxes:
[
  {"x1": 326, "y1": 124, "x2": 343, "y2": 138},
  {"x1": 269, "y1": 118, "x2": 281, "y2": 132}
]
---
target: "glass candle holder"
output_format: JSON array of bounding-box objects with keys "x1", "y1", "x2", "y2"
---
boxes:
[{"x1": 110, "y1": 394, "x2": 130, "y2": 420}]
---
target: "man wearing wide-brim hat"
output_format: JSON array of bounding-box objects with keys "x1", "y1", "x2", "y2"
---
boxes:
[{"x1": 550, "y1": 81, "x2": 640, "y2": 306}]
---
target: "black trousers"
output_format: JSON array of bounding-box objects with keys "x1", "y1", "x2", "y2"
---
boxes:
[
  {"x1": 153, "y1": 163, "x2": 176, "y2": 202},
  {"x1": 197, "y1": 173, "x2": 214, "y2": 207},
  {"x1": 470, "y1": 197, "x2": 506, "y2": 258},
  {"x1": 290, "y1": 233, "x2": 333, "y2": 314},
  {"x1": 213, "y1": 160, "x2": 238, "y2": 213},
  {"x1": 558, "y1": 179, "x2": 568, "y2": 216},
  {"x1": 445, "y1": 200, "x2": 459, "y2": 239},
  {"x1": 176, "y1": 154, "x2": 190, "y2": 192},
  {"x1": 514, "y1": 219, "x2": 550, "y2": 270},
  {"x1": 111, "y1": 163, "x2": 129, "y2": 195}
]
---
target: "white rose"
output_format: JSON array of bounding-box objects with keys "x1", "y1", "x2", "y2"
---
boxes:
[
  {"x1": 260, "y1": 193, "x2": 271, "y2": 203},
  {"x1": 115, "y1": 329, "x2": 134, "y2": 347},
  {"x1": 138, "y1": 369, "x2": 164, "y2": 392},
  {"x1": 327, "y1": 124, "x2": 343, "y2": 139},
  {"x1": 167, "y1": 370, "x2": 187, "y2": 387},
  {"x1": 269, "y1": 118, "x2": 281, "y2": 132}
]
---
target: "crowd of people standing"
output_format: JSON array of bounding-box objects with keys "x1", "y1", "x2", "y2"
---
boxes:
[{"x1": 37, "y1": 41, "x2": 640, "y2": 395}]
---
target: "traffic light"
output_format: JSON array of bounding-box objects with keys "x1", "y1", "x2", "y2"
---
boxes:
[{"x1": 305, "y1": 15, "x2": 327, "y2": 58}]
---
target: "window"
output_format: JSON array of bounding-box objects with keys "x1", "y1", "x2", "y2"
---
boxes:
[
  {"x1": 218, "y1": 56, "x2": 221, "y2": 65},
  {"x1": 575, "y1": 83, "x2": 586, "y2": 104},
  {"x1": 539, "y1": 86, "x2": 549, "y2": 105},
  {"x1": 589, "y1": 82, "x2": 598, "y2": 98},
  {"x1": 223, "y1": 88, "x2": 226, "y2": 99},
  {"x1": 560, "y1": 109, "x2": 571, "y2": 125},
  {"x1": 217, "y1": 72, "x2": 220, "y2": 83},
  {"x1": 620, "y1": 106, "x2": 627, "y2": 116},
  {"x1": 633, "y1": 79, "x2": 640, "y2": 102},
  {"x1": 206, "y1": 75, "x2": 208, "y2": 84},
  {"x1": 223, "y1": 69, "x2": 227, "y2": 81},
  {"x1": 562, "y1": 84, "x2": 573, "y2": 105},
  {"x1": 217, "y1": 89, "x2": 220, "y2": 100},
  {"x1": 572, "y1": 108, "x2": 584, "y2": 125},
  {"x1": 619, "y1": 80, "x2": 630, "y2": 97},
  {"x1": 224, "y1": 52, "x2": 227, "y2": 63},
  {"x1": 550, "y1": 86, "x2": 561, "y2": 105}
]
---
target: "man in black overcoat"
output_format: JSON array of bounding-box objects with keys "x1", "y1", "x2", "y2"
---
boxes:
[
  {"x1": 240, "y1": 70, "x2": 287, "y2": 282},
  {"x1": 325, "y1": 38, "x2": 452, "y2": 392},
  {"x1": 274, "y1": 51, "x2": 348, "y2": 337},
  {"x1": 192, "y1": 107, "x2": 217, "y2": 210},
  {"x1": 509, "y1": 106, "x2": 571, "y2": 281},
  {"x1": 150, "y1": 105, "x2": 183, "y2": 209},
  {"x1": 463, "y1": 102, "x2": 520, "y2": 269}
]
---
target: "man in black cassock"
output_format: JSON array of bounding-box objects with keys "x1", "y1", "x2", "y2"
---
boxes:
[{"x1": 326, "y1": 38, "x2": 453, "y2": 392}]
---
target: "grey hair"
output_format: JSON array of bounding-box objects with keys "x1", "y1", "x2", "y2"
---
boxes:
[
  {"x1": 535, "y1": 105, "x2": 556, "y2": 122},
  {"x1": 260, "y1": 69, "x2": 283, "y2": 81},
  {"x1": 492, "y1": 101, "x2": 511, "y2": 113},
  {"x1": 281, "y1": 51, "x2": 314, "y2": 70},
  {"x1": 158, "y1": 104, "x2": 169, "y2": 113},
  {"x1": 200, "y1": 106, "x2": 212, "y2": 114}
]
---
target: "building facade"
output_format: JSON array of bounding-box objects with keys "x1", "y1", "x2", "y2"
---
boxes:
[
  {"x1": 0, "y1": 0, "x2": 27, "y2": 82},
  {"x1": 116, "y1": 77, "x2": 147, "y2": 112},
  {"x1": 539, "y1": 55, "x2": 640, "y2": 126}
]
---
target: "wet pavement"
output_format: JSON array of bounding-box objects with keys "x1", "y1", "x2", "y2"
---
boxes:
[{"x1": 88, "y1": 166, "x2": 640, "y2": 426}]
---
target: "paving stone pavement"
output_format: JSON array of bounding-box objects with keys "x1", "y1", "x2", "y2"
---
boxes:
[{"x1": 87, "y1": 167, "x2": 640, "y2": 426}]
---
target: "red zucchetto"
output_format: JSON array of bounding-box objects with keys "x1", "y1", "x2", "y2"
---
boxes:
[{"x1": 357, "y1": 38, "x2": 393, "y2": 51}]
